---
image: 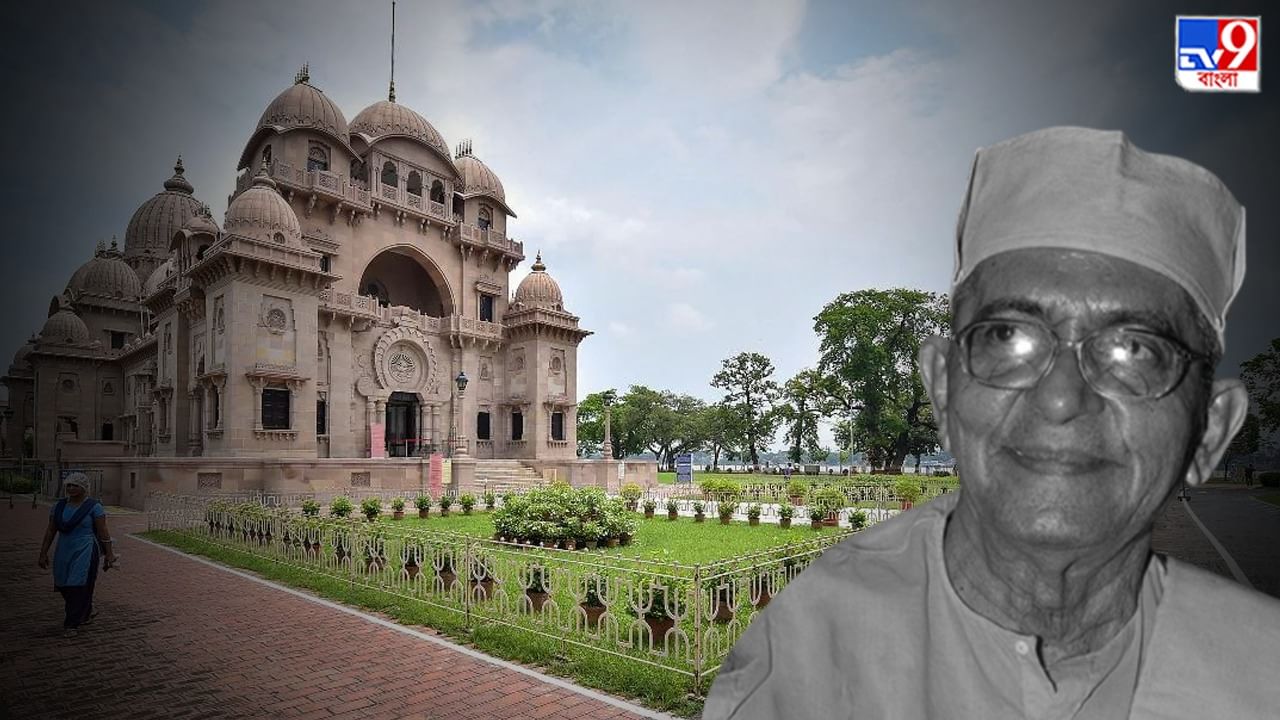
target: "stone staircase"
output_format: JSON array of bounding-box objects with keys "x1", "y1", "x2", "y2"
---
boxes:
[{"x1": 473, "y1": 460, "x2": 548, "y2": 495}]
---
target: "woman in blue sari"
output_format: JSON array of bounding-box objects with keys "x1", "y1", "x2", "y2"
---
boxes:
[{"x1": 37, "y1": 473, "x2": 118, "y2": 637}]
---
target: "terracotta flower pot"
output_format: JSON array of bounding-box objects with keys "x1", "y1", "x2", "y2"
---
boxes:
[
  {"x1": 605, "y1": 538, "x2": 620, "y2": 548},
  {"x1": 779, "y1": 518, "x2": 791, "y2": 529},
  {"x1": 748, "y1": 517, "x2": 759, "y2": 527},
  {"x1": 644, "y1": 510, "x2": 654, "y2": 519},
  {"x1": 470, "y1": 578, "x2": 495, "y2": 600},
  {"x1": 585, "y1": 539, "x2": 598, "y2": 550},
  {"x1": 901, "y1": 501, "x2": 914, "y2": 511},
  {"x1": 811, "y1": 518, "x2": 823, "y2": 530},
  {"x1": 712, "y1": 589, "x2": 736, "y2": 623},
  {"x1": 393, "y1": 510, "x2": 404, "y2": 520},
  {"x1": 619, "y1": 533, "x2": 632, "y2": 546},
  {"x1": 564, "y1": 539, "x2": 577, "y2": 551},
  {"x1": 437, "y1": 569, "x2": 457, "y2": 591},
  {"x1": 418, "y1": 509, "x2": 429, "y2": 519},
  {"x1": 365, "y1": 558, "x2": 385, "y2": 574},
  {"x1": 667, "y1": 511, "x2": 678, "y2": 521},
  {"x1": 720, "y1": 516, "x2": 732, "y2": 525},
  {"x1": 440, "y1": 509, "x2": 450, "y2": 517},
  {"x1": 644, "y1": 615, "x2": 676, "y2": 647},
  {"x1": 580, "y1": 602, "x2": 607, "y2": 629},
  {"x1": 822, "y1": 516, "x2": 839, "y2": 527},
  {"x1": 405, "y1": 563, "x2": 420, "y2": 580},
  {"x1": 527, "y1": 590, "x2": 550, "y2": 613}
]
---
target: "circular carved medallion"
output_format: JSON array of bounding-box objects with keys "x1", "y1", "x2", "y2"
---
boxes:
[{"x1": 370, "y1": 326, "x2": 438, "y2": 395}]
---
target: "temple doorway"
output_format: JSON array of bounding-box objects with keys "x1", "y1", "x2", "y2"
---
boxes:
[{"x1": 385, "y1": 391, "x2": 420, "y2": 457}]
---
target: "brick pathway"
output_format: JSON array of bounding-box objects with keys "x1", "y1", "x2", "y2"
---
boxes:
[
  {"x1": 0, "y1": 504, "x2": 654, "y2": 720},
  {"x1": 1150, "y1": 494, "x2": 1233, "y2": 580}
]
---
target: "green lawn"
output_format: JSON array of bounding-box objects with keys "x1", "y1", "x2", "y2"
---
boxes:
[
  {"x1": 1258, "y1": 493, "x2": 1280, "y2": 509},
  {"x1": 144, "y1": 529, "x2": 707, "y2": 717},
  {"x1": 386, "y1": 509, "x2": 842, "y2": 565}
]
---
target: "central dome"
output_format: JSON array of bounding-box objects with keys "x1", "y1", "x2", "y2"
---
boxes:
[
  {"x1": 223, "y1": 168, "x2": 302, "y2": 246},
  {"x1": 124, "y1": 158, "x2": 203, "y2": 275},
  {"x1": 350, "y1": 100, "x2": 453, "y2": 166},
  {"x1": 237, "y1": 66, "x2": 353, "y2": 170}
]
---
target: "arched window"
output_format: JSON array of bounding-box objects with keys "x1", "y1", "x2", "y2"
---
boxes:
[
  {"x1": 365, "y1": 280, "x2": 390, "y2": 307},
  {"x1": 350, "y1": 158, "x2": 367, "y2": 186},
  {"x1": 478, "y1": 205, "x2": 492, "y2": 230},
  {"x1": 452, "y1": 195, "x2": 464, "y2": 220},
  {"x1": 261, "y1": 144, "x2": 273, "y2": 166},
  {"x1": 307, "y1": 142, "x2": 329, "y2": 172},
  {"x1": 381, "y1": 161, "x2": 398, "y2": 187},
  {"x1": 430, "y1": 180, "x2": 445, "y2": 203},
  {"x1": 406, "y1": 171, "x2": 423, "y2": 197}
]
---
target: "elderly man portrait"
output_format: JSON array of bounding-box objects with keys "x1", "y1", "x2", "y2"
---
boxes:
[{"x1": 703, "y1": 127, "x2": 1280, "y2": 719}]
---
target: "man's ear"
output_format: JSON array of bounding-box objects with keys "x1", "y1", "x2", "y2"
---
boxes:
[
  {"x1": 919, "y1": 336, "x2": 953, "y2": 455},
  {"x1": 1185, "y1": 378, "x2": 1250, "y2": 486}
]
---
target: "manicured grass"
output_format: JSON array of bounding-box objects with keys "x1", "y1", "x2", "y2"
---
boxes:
[
  {"x1": 1258, "y1": 493, "x2": 1280, "y2": 509},
  {"x1": 387, "y1": 510, "x2": 841, "y2": 564},
  {"x1": 657, "y1": 470, "x2": 851, "y2": 484},
  {"x1": 143, "y1": 529, "x2": 707, "y2": 717}
]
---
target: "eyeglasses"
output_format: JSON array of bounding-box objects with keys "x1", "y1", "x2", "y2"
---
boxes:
[{"x1": 956, "y1": 318, "x2": 1206, "y2": 399}]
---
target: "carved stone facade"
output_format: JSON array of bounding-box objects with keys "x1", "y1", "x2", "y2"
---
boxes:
[{"x1": 2, "y1": 68, "x2": 591, "y2": 464}]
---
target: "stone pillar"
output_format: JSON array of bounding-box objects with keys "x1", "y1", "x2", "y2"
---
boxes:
[
  {"x1": 451, "y1": 456, "x2": 476, "y2": 496},
  {"x1": 602, "y1": 406, "x2": 613, "y2": 460},
  {"x1": 368, "y1": 398, "x2": 386, "y2": 459},
  {"x1": 250, "y1": 378, "x2": 264, "y2": 431}
]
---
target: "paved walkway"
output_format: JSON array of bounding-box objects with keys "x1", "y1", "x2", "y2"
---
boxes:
[
  {"x1": 0, "y1": 504, "x2": 655, "y2": 720},
  {"x1": 1180, "y1": 485, "x2": 1280, "y2": 599}
]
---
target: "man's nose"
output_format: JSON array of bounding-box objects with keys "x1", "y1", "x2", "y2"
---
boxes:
[{"x1": 1026, "y1": 344, "x2": 1105, "y2": 422}]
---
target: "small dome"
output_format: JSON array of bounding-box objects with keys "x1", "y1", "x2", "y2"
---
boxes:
[
  {"x1": 124, "y1": 158, "x2": 203, "y2": 268},
  {"x1": 512, "y1": 253, "x2": 564, "y2": 309},
  {"x1": 11, "y1": 341, "x2": 34, "y2": 369},
  {"x1": 183, "y1": 204, "x2": 220, "y2": 237},
  {"x1": 455, "y1": 152, "x2": 506, "y2": 202},
  {"x1": 68, "y1": 241, "x2": 143, "y2": 300},
  {"x1": 350, "y1": 100, "x2": 453, "y2": 165},
  {"x1": 41, "y1": 309, "x2": 90, "y2": 345},
  {"x1": 238, "y1": 66, "x2": 351, "y2": 169},
  {"x1": 223, "y1": 166, "x2": 302, "y2": 246},
  {"x1": 143, "y1": 258, "x2": 174, "y2": 297}
]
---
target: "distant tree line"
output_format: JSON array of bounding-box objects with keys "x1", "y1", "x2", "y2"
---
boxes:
[{"x1": 577, "y1": 288, "x2": 950, "y2": 473}]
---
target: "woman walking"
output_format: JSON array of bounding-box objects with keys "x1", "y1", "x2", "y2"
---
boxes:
[{"x1": 37, "y1": 473, "x2": 118, "y2": 637}]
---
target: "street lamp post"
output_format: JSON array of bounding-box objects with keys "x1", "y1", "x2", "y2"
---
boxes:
[{"x1": 452, "y1": 370, "x2": 469, "y2": 458}]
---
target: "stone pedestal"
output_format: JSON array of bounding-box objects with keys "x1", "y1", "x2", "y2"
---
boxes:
[{"x1": 451, "y1": 456, "x2": 476, "y2": 496}]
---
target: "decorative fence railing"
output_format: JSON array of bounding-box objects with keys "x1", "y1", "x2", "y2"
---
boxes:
[
  {"x1": 146, "y1": 492, "x2": 853, "y2": 693},
  {"x1": 645, "y1": 480, "x2": 956, "y2": 513}
]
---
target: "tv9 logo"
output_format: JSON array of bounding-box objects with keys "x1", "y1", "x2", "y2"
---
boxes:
[{"x1": 1176, "y1": 16, "x2": 1261, "y2": 92}]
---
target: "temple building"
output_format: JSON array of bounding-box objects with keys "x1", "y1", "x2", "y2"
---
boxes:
[{"x1": 2, "y1": 67, "x2": 648, "y2": 505}]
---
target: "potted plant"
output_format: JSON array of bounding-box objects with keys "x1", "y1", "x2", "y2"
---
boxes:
[
  {"x1": 642, "y1": 498, "x2": 656, "y2": 519},
  {"x1": 363, "y1": 530, "x2": 387, "y2": 573},
  {"x1": 705, "y1": 578, "x2": 737, "y2": 623},
  {"x1": 360, "y1": 497, "x2": 382, "y2": 522},
  {"x1": 692, "y1": 500, "x2": 706, "y2": 522},
  {"x1": 439, "y1": 495, "x2": 453, "y2": 516},
  {"x1": 746, "y1": 503, "x2": 762, "y2": 527},
  {"x1": 849, "y1": 508, "x2": 869, "y2": 531},
  {"x1": 632, "y1": 577, "x2": 684, "y2": 648},
  {"x1": 621, "y1": 482, "x2": 643, "y2": 511},
  {"x1": 459, "y1": 493, "x2": 477, "y2": 515},
  {"x1": 580, "y1": 575, "x2": 608, "y2": 629},
  {"x1": 526, "y1": 563, "x2": 551, "y2": 613},
  {"x1": 666, "y1": 498, "x2": 679, "y2": 520},
  {"x1": 435, "y1": 550, "x2": 458, "y2": 591},
  {"x1": 329, "y1": 495, "x2": 354, "y2": 518},
  {"x1": 786, "y1": 479, "x2": 807, "y2": 505},
  {"x1": 718, "y1": 500, "x2": 736, "y2": 525},
  {"x1": 581, "y1": 521, "x2": 603, "y2": 550},
  {"x1": 469, "y1": 552, "x2": 495, "y2": 600},
  {"x1": 895, "y1": 478, "x2": 921, "y2": 510},
  {"x1": 390, "y1": 497, "x2": 406, "y2": 520},
  {"x1": 301, "y1": 498, "x2": 320, "y2": 517},
  {"x1": 414, "y1": 494, "x2": 432, "y2": 519},
  {"x1": 778, "y1": 501, "x2": 794, "y2": 529},
  {"x1": 814, "y1": 487, "x2": 845, "y2": 526},
  {"x1": 401, "y1": 543, "x2": 422, "y2": 580},
  {"x1": 483, "y1": 490, "x2": 496, "y2": 511}
]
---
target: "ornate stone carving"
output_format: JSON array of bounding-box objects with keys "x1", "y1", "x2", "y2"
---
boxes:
[{"x1": 371, "y1": 326, "x2": 439, "y2": 395}]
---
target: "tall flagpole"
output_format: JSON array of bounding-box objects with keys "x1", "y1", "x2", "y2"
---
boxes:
[{"x1": 389, "y1": 1, "x2": 396, "y2": 101}]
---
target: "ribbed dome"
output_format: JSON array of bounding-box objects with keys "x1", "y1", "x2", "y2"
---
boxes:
[
  {"x1": 124, "y1": 158, "x2": 203, "y2": 267},
  {"x1": 183, "y1": 205, "x2": 220, "y2": 237},
  {"x1": 512, "y1": 253, "x2": 564, "y2": 309},
  {"x1": 11, "y1": 341, "x2": 34, "y2": 369},
  {"x1": 143, "y1": 258, "x2": 174, "y2": 297},
  {"x1": 41, "y1": 309, "x2": 90, "y2": 345},
  {"x1": 455, "y1": 153, "x2": 506, "y2": 203},
  {"x1": 224, "y1": 166, "x2": 302, "y2": 246},
  {"x1": 68, "y1": 242, "x2": 143, "y2": 300},
  {"x1": 351, "y1": 100, "x2": 453, "y2": 164}
]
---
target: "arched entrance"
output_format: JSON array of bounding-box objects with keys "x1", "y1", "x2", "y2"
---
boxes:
[
  {"x1": 385, "y1": 391, "x2": 420, "y2": 457},
  {"x1": 358, "y1": 246, "x2": 455, "y2": 316}
]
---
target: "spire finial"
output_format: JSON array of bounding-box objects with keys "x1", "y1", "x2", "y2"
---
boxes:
[
  {"x1": 455, "y1": 139, "x2": 473, "y2": 159},
  {"x1": 532, "y1": 251, "x2": 546, "y2": 272},
  {"x1": 174, "y1": 156, "x2": 185, "y2": 175},
  {"x1": 388, "y1": 1, "x2": 397, "y2": 102},
  {"x1": 109, "y1": 235, "x2": 118, "y2": 252},
  {"x1": 295, "y1": 62, "x2": 310, "y2": 84},
  {"x1": 95, "y1": 239, "x2": 106, "y2": 256}
]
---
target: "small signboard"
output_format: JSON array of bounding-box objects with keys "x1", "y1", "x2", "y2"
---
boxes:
[
  {"x1": 428, "y1": 453, "x2": 443, "y2": 498},
  {"x1": 675, "y1": 453, "x2": 693, "y2": 485}
]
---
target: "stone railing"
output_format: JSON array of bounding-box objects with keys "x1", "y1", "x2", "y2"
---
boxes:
[
  {"x1": 319, "y1": 289, "x2": 381, "y2": 320},
  {"x1": 458, "y1": 224, "x2": 524, "y2": 257},
  {"x1": 236, "y1": 161, "x2": 371, "y2": 208},
  {"x1": 447, "y1": 315, "x2": 503, "y2": 342},
  {"x1": 370, "y1": 183, "x2": 452, "y2": 224}
]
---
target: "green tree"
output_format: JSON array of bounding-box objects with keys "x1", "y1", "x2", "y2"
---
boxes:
[
  {"x1": 814, "y1": 288, "x2": 949, "y2": 471},
  {"x1": 808, "y1": 446, "x2": 832, "y2": 464},
  {"x1": 776, "y1": 368, "x2": 824, "y2": 464},
  {"x1": 1224, "y1": 413, "x2": 1261, "y2": 475},
  {"x1": 711, "y1": 352, "x2": 781, "y2": 469},
  {"x1": 1241, "y1": 338, "x2": 1280, "y2": 435},
  {"x1": 645, "y1": 391, "x2": 707, "y2": 470},
  {"x1": 575, "y1": 390, "x2": 611, "y2": 457},
  {"x1": 610, "y1": 385, "x2": 663, "y2": 460},
  {"x1": 699, "y1": 402, "x2": 744, "y2": 470}
]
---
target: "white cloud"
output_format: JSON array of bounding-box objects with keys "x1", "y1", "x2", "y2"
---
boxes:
[{"x1": 666, "y1": 302, "x2": 712, "y2": 332}]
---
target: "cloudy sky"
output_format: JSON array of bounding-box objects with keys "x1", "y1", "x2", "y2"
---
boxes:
[{"x1": 2, "y1": 0, "x2": 1276, "y2": 448}]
